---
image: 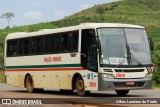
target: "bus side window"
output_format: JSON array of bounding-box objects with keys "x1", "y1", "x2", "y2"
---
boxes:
[
  {"x1": 53, "y1": 35, "x2": 61, "y2": 53},
  {"x1": 61, "y1": 33, "x2": 69, "y2": 52},
  {"x1": 24, "y1": 39, "x2": 30, "y2": 55},
  {"x1": 45, "y1": 35, "x2": 52, "y2": 53},
  {"x1": 68, "y1": 31, "x2": 78, "y2": 52},
  {"x1": 7, "y1": 41, "x2": 12, "y2": 57},
  {"x1": 37, "y1": 37, "x2": 43, "y2": 54},
  {"x1": 7, "y1": 40, "x2": 19, "y2": 57},
  {"x1": 31, "y1": 38, "x2": 37, "y2": 54},
  {"x1": 14, "y1": 41, "x2": 18, "y2": 56},
  {"x1": 19, "y1": 39, "x2": 24, "y2": 56}
]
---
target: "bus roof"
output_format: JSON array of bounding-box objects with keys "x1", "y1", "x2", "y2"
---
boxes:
[{"x1": 6, "y1": 23, "x2": 145, "y2": 40}]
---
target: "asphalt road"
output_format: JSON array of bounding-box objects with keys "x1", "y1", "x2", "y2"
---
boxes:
[{"x1": 0, "y1": 83, "x2": 160, "y2": 107}]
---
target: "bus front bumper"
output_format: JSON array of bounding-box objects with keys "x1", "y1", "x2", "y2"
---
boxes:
[{"x1": 98, "y1": 74, "x2": 152, "y2": 91}]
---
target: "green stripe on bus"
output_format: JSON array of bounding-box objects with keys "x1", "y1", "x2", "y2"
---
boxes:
[{"x1": 6, "y1": 64, "x2": 81, "y2": 69}]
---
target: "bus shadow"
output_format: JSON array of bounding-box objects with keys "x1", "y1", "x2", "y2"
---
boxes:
[
  {"x1": 11, "y1": 90, "x2": 145, "y2": 98},
  {"x1": 8, "y1": 90, "x2": 147, "y2": 106}
]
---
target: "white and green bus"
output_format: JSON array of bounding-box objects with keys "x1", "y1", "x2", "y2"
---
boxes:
[{"x1": 4, "y1": 23, "x2": 153, "y2": 96}]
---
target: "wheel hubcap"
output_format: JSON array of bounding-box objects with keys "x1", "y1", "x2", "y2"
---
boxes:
[
  {"x1": 27, "y1": 77, "x2": 33, "y2": 89},
  {"x1": 77, "y1": 79, "x2": 84, "y2": 91}
]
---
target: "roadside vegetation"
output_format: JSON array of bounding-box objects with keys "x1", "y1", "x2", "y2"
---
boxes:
[
  {"x1": 0, "y1": 0, "x2": 160, "y2": 87},
  {"x1": 0, "y1": 70, "x2": 5, "y2": 83}
]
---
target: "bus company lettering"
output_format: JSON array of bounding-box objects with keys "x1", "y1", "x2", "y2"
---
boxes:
[
  {"x1": 44, "y1": 56, "x2": 61, "y2": 63},
  {"x1": 53, "y1": 56, "x2": 62, "y2": 62}
]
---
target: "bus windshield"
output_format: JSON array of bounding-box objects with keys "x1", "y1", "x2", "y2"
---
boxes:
[{"x1": 97, "y1": 28, "x2": 152, "y2": 66}]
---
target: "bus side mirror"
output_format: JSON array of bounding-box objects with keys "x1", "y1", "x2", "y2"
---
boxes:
[{"x1": 149, "y1": 38, "x2": 154, "y2": 51}]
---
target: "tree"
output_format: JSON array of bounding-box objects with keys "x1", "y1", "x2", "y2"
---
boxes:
[
  {"x1": 1, "y1": 13, "x2": 14, "y2": 27},
  {"x1": 96, "y1": 7, "x2": 105, "y2": 14}
]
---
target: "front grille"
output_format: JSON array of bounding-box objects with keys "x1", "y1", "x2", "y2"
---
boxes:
[
  {"x1": 114, "y1": 82, "x2": 145, "y2": 88},
  {"x1": 115, "y1": 69, "x2": 144, "y2": 73},
  {"x1": 103, "y1": 69, "x2": 113, "y2": 72}
]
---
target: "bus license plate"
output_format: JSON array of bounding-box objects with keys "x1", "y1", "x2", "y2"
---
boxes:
[{"x1": 126, "y1": 81, "x2": 135, "y2": 86}]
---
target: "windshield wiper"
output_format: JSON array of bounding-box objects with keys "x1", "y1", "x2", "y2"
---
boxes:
[
  {"x1": 126, "y1": 44, "x2": 143, "y2": 67},
  {"x1": 117, "y1": 44, "x2": 143, "y2": 67},
  {"x1": 126, "y1": 44, "x2": 132, "y2": 65},
  {"x1": 130, "y1": 52, "x2": 143, "y2": 67}
]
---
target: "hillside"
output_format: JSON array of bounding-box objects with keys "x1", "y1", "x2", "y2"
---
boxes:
[
  {"x1": 0, "y1": 0, "x2": 160, "y2": 65},
  {"x1": 51, "y1": 0, "x2": 160, "y2": 45}
]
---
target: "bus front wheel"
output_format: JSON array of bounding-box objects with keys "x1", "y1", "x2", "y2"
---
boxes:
[
  {"x1": 26, "y1": 75, "x2": 35, "y2": 93},
  {"x1": 115, "y1": 90, "x2": 129, "y2": 96},
  {"x1": 76, "y1": 76, "x2": 90, "y2": 96}
]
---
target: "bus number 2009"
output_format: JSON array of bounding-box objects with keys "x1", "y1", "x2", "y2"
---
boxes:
[
  {"x1": 89, "y1": 82, "x2": 96, "y2": 87},
  {"x1": 116, "y1": 74, "x2": 125, "y2": 78}
]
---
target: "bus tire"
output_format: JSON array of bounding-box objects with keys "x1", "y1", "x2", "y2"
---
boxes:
[
  {"x1": 115, "y1": 90, "x2": 129, "y2": 96},
  {"x1": 76, "y1": 75, "x2": 90, "y2": 96},
  {"x1": 25, "y1": 75, "x2": 35, "y2": 93}
]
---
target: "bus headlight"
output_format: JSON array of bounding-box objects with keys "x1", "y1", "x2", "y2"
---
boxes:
[
  {"x1": 102, "y1": 74, "x2": 115, "y2": 79},
  {"x1": 145, "y1": 73, "x2": 152, "y2": 78}
]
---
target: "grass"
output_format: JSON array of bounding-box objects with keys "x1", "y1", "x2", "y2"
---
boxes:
[
  {"x1": 152, "y1": 85, "x2": 160, "y2": 89},
  {"x1": 50, "y1": 0, "x2": 160, "y2": 47},
  {"x1": 0, "y1": 70, "x2": 5, "y2": 83}
]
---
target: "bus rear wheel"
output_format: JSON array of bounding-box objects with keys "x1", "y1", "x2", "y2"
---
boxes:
[
  {"x1": 25, "y1": 75, "x2": 43, "y2": 93},
  {"x1": 26, "y1": 75, "x2": 35, "y2": 93},
  {"x1": 115, "y1": 90, "x2": 129, "y2": 96},
  {"x1": 76, "y1": 76, "x2": 90, "y2": 96}
]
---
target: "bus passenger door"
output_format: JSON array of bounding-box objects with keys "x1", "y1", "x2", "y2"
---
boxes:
[{"x1": 81, "y1": 29, "x2": 98, "y2": 91}]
